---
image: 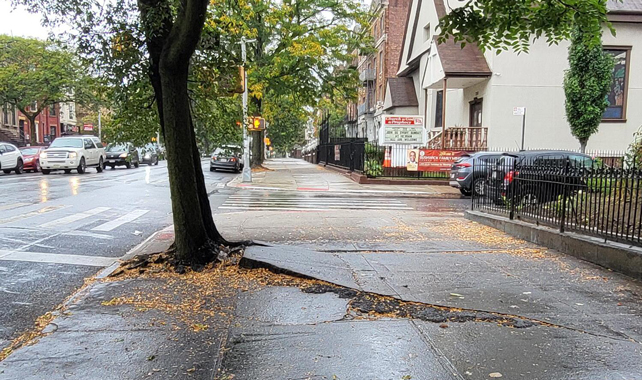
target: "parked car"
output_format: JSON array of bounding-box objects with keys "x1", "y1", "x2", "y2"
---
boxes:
[
  {"x1": 210, "y1": 146, "x2": 243, "y2": 172},
  {"x1": 0, "y1": 142, "x2": 24, "y2": 174},
  {"x1": 19, "y1": 146, "x2": 47, "y2": 173},
  {"x1": 138, "y1": 145, "x2": 159, "y2": 166},
  {"x1": 40, "y1": 136, "x2": 106, "y2": 174},
  {"x1": 450, "y1": 152, "x2": 503, "y2": 196},
  {"x1": 486, "y1": 150, "x2": 594, "y2": 205},
  {"x1": 105, "y1": 142, "x2": 140, "y2": 169}
]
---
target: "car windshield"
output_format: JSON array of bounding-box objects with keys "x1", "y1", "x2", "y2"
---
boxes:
[
  {"x1": 20, "y1": 148, "x2": 40, "y2": 155},
  {"x1": 49, "y1": 139, "x2": 83, "y2": 148},
  {"x1": 214, "y1": 148, "x2": 241, "y2": 157},
  {"x1": 106, "y1": 144, "x2": 127, "y2": 152}
]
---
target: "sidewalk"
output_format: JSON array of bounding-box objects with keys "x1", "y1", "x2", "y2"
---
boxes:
[
  {"x1": 2, "y1": 211, "x2": 642, "y2": 379},
  {"x1": 228, "y1": 158, "x2": 461, "y2": 197}
]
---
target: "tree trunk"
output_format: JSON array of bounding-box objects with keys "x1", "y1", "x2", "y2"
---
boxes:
[
  {"x1": 27, "y1": 115, "x2": 38, "y2": 146},
  {"x1": 159, "y1": 62, "x2": 214, "y2": 265},
  {"x1": 580, "y1": 139, "x2": 587, "y2": 153}
]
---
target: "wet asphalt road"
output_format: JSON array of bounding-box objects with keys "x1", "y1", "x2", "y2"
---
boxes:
[{"x1": 0, "y1": 160, "x2": 237, "y2": 349}]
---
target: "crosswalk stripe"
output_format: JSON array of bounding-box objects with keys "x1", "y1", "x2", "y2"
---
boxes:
[
  {"x1": 220, "y1": 205, "x2": 413, "y2": 210},
  {"x1": 0, "y1": 249, "x2": 115, "y2": 267},
  {"x1": 40, "y1": 207, "x2": 111, "y2": 228},
  {"x1": 0, "y1": 205, "x2": 66, "y2": 225},
  {"x1": 0, "y1": 203, "x2": 30, "y2": 211},
  {"x1": 91, "y1": 209, "x2": 149, "y2": 232}
]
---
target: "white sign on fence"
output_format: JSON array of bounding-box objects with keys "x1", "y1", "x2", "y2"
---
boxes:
[
  {"x1": 513, "y1": 107, "x2": 526, "y2": 116},
  {"x1": 383, "y1": 115, "x2": 424, "y2": 144}
]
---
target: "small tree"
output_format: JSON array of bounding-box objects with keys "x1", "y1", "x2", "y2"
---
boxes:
[
  {"x1": 563, "y1": 28, "x2": 614, "y2": 152},
  {"x1": 0, "y1": 35, "x2": 86, "y2": 145}
]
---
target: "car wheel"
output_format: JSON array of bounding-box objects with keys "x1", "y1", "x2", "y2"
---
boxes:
[
  {"x1": 42, "y1": 169, "x2": 51, "y2": 175},
  {"x1": 154, "y1": 157, "x2": 159, "y2": 166},
  {"x1": 96, "y1": 157, "x2": 104, "y2": 173},
  {"x1": 472, "y1": 178, "x2": 486, "y2": 196},
  {"x1": 64, "y1": 169, "x2": 72, "y2": 174},
  {"x1": 460, "y1": 188, "x2": 472, "y2": 196},
  {"x1": 125, "y1": 162, "x2": 131, "y2": 169},
  {"x1": 134, "y1": 161, "x2": 139, "y2": 168},
  {"x1": 77, "y1": 157, "x2": 86, "y2": 174},
  {"x1": 14, "y1": 159, "x2": 23, "y2": 174}
]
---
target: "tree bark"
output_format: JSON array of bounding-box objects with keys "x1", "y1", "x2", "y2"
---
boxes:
[
  {"x1": 26, "y1": 114, "x2": 37, "y2": 145},
  {"x1": 580, "y1": 139, "x2": 587, "y2": 153}
]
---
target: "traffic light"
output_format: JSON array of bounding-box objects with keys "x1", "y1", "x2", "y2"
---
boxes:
[{"x1": 248, "y1": 117, "x2": 265, "y2": 131}]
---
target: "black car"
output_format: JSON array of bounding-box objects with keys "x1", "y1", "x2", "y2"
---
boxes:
[
  {"x1": 210, "y1": 146, "x2": 243, "y2": 172},
  {"x1": 105, "y1": 142, "x2": 140, "y2": 169},
  {"x1": 486, "y1": 150, "x2": 594, "y2": 205},
  {"x1": 450, "y1": 152, "x2": 503, "y2": 196},
  {"x1": 139, "y1": 146, "x2": 159, "y2": 166}
]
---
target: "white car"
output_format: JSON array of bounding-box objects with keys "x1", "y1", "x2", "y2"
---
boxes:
[
  {"x1": 0, "y1": 142, "x2": 24, "y2": 174},
  {"x1": 40, "y1": 136, "x2": 106, "y2": 174}
]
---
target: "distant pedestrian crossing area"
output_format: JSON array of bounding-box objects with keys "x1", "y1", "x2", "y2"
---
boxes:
[
  {"x1": 219, "y1": 192, "x2": 413, "y2": 211},
  {"x1": 0, "y1": 204, "x2": 150, "y2": 232}
]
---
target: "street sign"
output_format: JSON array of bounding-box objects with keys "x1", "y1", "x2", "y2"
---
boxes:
[
  {"x1": 513, "y1": 107, "x2": 526, "y2": 116},
  {"x1": 83, "y1": 124, "x2": 94, "y2": 131},
  {"x1": 383, "y1": 115, "x2": 424, "y2": 144}
]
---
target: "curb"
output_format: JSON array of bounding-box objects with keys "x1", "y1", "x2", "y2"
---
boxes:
[{"x1": 465, "y1": 210, "x2": 642, "y2": 280}]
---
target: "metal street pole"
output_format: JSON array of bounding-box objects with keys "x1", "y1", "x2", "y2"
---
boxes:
[
  {"x1": 98, "y1": 109, "x2": 102, "y2": 139},
  {"x1": 240, "y1": 37, "x2": 255, "y2": 183},
  {"x1": 520, "y1": 108, "x2": 526, "y2": 151}
]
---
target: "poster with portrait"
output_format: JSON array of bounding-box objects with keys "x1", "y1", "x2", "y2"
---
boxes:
[{"x1": 406, "y1": 149, "x2": 419, "y2": 171}]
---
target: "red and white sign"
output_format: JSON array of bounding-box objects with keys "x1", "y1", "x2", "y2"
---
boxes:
[
  {"x1": 417, "y1": 149, "x2": 468, "y2": 172},
  {"x1": 384, "y1": 116, "x2": 424, "y2": 126},
  {"x1": 83, "y1": 124, "x2": 94, "y2": 131}
]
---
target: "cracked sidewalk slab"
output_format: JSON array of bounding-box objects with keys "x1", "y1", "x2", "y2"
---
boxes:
[{"x1": 243, "y1": 242, "x2": 642, "y2": 343}]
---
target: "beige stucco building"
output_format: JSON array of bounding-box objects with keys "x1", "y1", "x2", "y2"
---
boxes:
[{"x1": 389, "y1": 0, "x2": 642, "y2": 153}]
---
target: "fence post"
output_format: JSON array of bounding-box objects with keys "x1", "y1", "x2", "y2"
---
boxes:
[
  {"x1": 509, "y1": 159, "x2": 516, "y2": 220},
  {"x1": 471, "y1": 159, "x2": 475, "y2": 210},
  {"x1": 349, "y1": 140, "x2": 355, "y2": 172},
  {"x1": 559, "y1": 158, "x2": 570, "y2": 233}
]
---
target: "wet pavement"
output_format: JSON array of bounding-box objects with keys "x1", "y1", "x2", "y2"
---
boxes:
[
  {"x1": 0, "y1": 160, "x2": 236, "y2": 350},
  {"x1": 2, "y1": 158, "x2": 642, "y2": 379}
]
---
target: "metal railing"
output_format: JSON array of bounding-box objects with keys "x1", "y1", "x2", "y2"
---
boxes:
[{"x1": 472, "y1": 155, "x2": 642, "y2": 247}]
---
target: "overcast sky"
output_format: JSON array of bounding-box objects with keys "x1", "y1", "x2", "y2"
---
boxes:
[{"x1": 0, "y1": 1, "x2": 51, "y2": 39}]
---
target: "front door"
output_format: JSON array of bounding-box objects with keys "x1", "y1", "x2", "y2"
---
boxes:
[{"x1": 470, "y1": 98, "x2": 483, "y2": 127}]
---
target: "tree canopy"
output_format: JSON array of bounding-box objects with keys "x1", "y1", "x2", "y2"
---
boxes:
[
  {"x1": 0, "y1": 35, "x2": 90, "y2": 144},
  {"x1": 438, "y1": 0, "x2": 616, "y2": 53}
]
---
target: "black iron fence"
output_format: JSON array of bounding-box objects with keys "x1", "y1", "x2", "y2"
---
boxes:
[
  {"x1": 318, "y1": 139, "x2": 366, "y2": 171},
  {"x1": 472, "y1": 154, "x2": 642, "y2": 247}
]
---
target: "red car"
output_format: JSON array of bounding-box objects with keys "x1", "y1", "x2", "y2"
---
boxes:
[{"x1": 19, "y1": 146, "x2": 46, "y2": 172}]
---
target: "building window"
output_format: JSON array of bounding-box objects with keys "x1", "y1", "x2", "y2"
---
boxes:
[
  {"x1": 50, "y1": 104, "x2": 56, "y2": 116},
  {"x1": 30, "y1": 101, "x2": 37, "y2": 112},
  {"x1": 2, "y1": 104, "x2": 8, "y2": 125},
  {"x1": 434, "y1": 90, "x2": 443, "y2": 128},
  {"x1": 603, "y1": 47, "x2": 631, "y2": 121},
  {"x1": 423, "y1": 23, "x2": 431, "y2": 42},
  {"x1": 379, "y1": 51, "x2": 383, "y2": 76},
  {"x1": 380, "y1": 13, "x2": 384, "y2": 34},
  {"x1": 11, "y1": 105, "x2": 15, "y2": 125}
]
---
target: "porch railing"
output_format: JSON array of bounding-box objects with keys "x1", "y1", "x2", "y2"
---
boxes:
[{"x1": 427, "y1": 127, "x2": 488, "y2": 150}]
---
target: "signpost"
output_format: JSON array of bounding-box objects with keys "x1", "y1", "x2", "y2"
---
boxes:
[
  {"x1": 513, "y1": 107, "x2": 526, "y2": 150},
  {"x1": 383, "y1": 115, "x2": 424, "y2": 144}
]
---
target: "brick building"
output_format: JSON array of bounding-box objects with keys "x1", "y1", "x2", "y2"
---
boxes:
[
  {"x1": 0, "y1": 104, "x2": 20, "y2": 145},
  {"x1": 350, "y1": 0, "x2": 411, "y2": 141},
  {"x1": 18, "y1": 103, "x2": 61, "y2": 145}
]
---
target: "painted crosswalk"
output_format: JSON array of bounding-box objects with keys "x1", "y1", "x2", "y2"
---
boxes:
[
  {"x1": 40, "y1": 207, "x2": 112, "y2": 228},
  {"x1": 0, "y1": 249, "x2": 116, "y2": 267},
  {"x1": 92, "y1": 209, "x2": 150, "y2": 231},
  {"x1": 219, "y1": 192, "x2": 413, "y2": 211}
]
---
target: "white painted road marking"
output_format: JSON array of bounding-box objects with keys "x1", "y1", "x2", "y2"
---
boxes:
[
  {"x1": 0, "y1": 203, "x2": 30, "y2": 211},
  {"x1": 91, "y1": 209, "x2": 150, "y2": 232},
  {"x1": 40, "y1": 207, "x2": 111, "y2": 228},
  {"x1": 0, "y1": 205, "x2": 66, "y2": 225},
  {"x1": 0, "y1": 249, "x2": 116, "y2": 267}
]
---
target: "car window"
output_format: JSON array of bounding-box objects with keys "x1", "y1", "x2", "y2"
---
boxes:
[
  {"x1": 5, "y1": 144, "x2": 16, "y2": 152},
  {"x1": 84, "y1": 139, "x2": 95, "y2": 149},
  {"x1": 106, "y1": 143, "x2": 126, "y2": 152},
  {"x1": 570, "y1": 155, "x2": 594, "y2": 168},
  {"x1": 50, "y1": 138, "x2": 83, "y2": 148},
  {"x1": 0, "y1": 145, "x2": 6, "y2": 153},
  {"x1": 20, "y1": 148, "x2": 40, "y2": 155}
]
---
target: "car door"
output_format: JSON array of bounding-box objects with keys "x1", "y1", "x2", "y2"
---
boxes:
[
  {"x1": 4, "y1": 144, "x2": 19, "y2": 168},
  {"x1": 0, "y1": 144, "x2": 9, "y2": 168},
  {"x1": 83, "y1": 138, "x2": 97, "y2": 165}
]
